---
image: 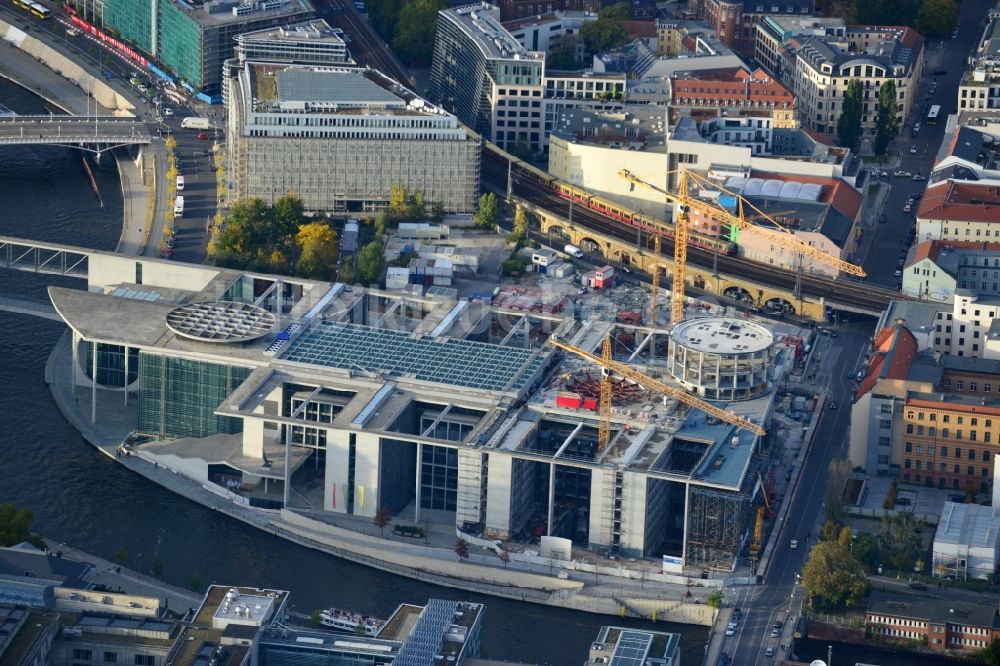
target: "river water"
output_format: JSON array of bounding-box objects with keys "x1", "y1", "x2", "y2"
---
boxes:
[{"x1": 0, "y1": 78, "x2": 708, "y2": 665}]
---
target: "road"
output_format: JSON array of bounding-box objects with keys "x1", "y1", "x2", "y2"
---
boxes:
[
  {"x1": 0, "y1": 114, "x2": 149, "y2": 144},
  {"x1": 164, "y1": 116, "x2": 217, "y2": 264},
  {"x1": 312, "y1": 0, "x2": 414, "y2": 86},
  {"x1": 862, "y1": 0, "x2": 999, "y2": 288},
  {"x1": 718, "y1": 328, "x2": 870, "y2": 666}
]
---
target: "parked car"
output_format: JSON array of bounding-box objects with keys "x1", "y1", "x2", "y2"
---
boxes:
[
  {"x1": 913, "y1": 174, "x2": 926, "y2": 181},
  {"x1": 894, "y1": 170, "x2": 912, "y2": 178},
  {"x1": 878, "y1": 213, "x2": 887, "y2": 224},
  {"x1": 910, "y1": 144, "x2": 918, "y2": 154},
  {"x1": 829, "y1": 400, "x2": 839, "y2": 410},
  {"x1": 933, "y1": 68, "x2": 948, "y2": 75},
  {"x1": 908, "y1": 582, "x2": 928, "y2": 590},
  {"x1": 790, "y1": 539, "x2": 798, "y2": 549},
  {"x1": 765, "y1": 647, "x2": 775, "y2": 658},
  {"x1": 197, "y1": 132, "x2": 210, "y2": 140}
]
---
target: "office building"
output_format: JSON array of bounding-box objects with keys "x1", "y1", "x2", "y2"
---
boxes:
[
  {"x1": 792, "y1": 26, "x2": 923, "y2": 140},
  {"x1": 234, "y1": 18, "x2": 351, "y2": 66},
  {"x1": 68, "y1": 0, "x2": 315, "y2": 95},
  {"x1": 866, "y1": 591, "x2": 1000, "y2": 652},
  {"x1": 933, "y1": 501, "x2": 1000, "y2": 581},
  {"x1": 692, "y1": 0, "x2": 815, "y2": 53},
  {"x1": 428, "y1": 3, "x2": 625, "y2": 153},
  {"x1": 494, "y1": 0, "x2": 600, "y2": 21},
  {"x1": 49, "y1": 249, "x2": 777, "y2": 571},
  {"x1": 587, "y1": 626, "x2": 681, "y2": 665},
  {"x1": 225, "y1": 63, "x2": 480, "y2": 214}
]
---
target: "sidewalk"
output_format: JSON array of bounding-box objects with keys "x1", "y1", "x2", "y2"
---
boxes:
[{"x1": 115, "y1": 147, "x2": 154, "y2": 256}]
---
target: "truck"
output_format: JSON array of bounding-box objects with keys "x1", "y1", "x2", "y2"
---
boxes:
[
  {"x1": 174, "y1": 196, "x2": 184, "y2": 217},
  {"x1": 176, "y1": 175, "x2": 185, "y2": 191},
  {"x1": 181, "y1": 117, "x2": 211, "y2": 130},
  {"x1": 564, "y1": 244, "x2": 584, "y2": 258}
]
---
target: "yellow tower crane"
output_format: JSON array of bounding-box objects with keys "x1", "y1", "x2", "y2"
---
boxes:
[
  {"x1": 750, "y1": 470, "x2": 772, "y2": 556},
  {"x1": 618, "y1": 168, "x2": 866, "y2": 325},
  {"x1": 650, "y1": 235, "x2": 661, "y2": 325},
  {"x1": 549, "y1": 336, "x2": 766, "y2": 454}
]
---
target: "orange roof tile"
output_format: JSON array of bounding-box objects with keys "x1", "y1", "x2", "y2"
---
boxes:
[
  {"x1": 916, "y1": 181, "x2": 1000, "y2": 223},
  {"x1": 751, "y1": 171, "x2": 863, "y2": 221},
  {"x1": 854, "y1": 324, "x2": 917, "y2": 401}
]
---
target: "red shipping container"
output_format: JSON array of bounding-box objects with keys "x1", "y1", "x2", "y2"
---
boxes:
[
  {"x1": 556, "y1": 393, "x2": 582, "y2": 409},
  {"x1": 583, "y1": 397, "x2": 599, "y2": 411}
]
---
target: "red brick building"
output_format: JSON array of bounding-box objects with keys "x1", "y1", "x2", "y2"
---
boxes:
[
  {"x1": 693, "y1": 0, "x2": 815, "y2": 53},
  {"x1": 866, "y1": 591, "x2": 1000, "y2": 653}
]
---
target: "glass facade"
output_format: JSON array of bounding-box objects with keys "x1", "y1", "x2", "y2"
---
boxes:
[
  {"x1": 83, "y1": 342, "x2": 139, "y2": 387},
  {"x1": 157, "y1": 1, "x2": 203, "y2": 88},
  {"x1": 138, "y1": 353, "x2": 251, "y2": 438},
  {"x1": 259, "y1": 642, "x2": 395, "y2": 666},
  {"x1": 420, "y1": 444, "x2": 457, "y2": 511},
  {"x1": 99, "y1": 0, "x2": 155, "y2": 53}
]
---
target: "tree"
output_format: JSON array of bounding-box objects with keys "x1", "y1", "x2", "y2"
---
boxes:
[
  {"x1": 876, "y1": 512, "x2": 923, "y2": 571},
  {"x1": 373, "y1": 507, "x2": 392, "y2": 536},
  {"x1": 430, "y1": 201, "x2": 446, "y2": 224},
  {"x1": 295, "y1": 222, "x2": 338, "y2": 281},
  {"x1": 837, "y1": 79, "x2": 863, "y2": 152},
  {"x1": 454, "y1": 538, "x2": 470, "y2": 561},
  {"x1": 884, "y1": 479, "x2": 898, "y2": 510},
  {"x1": 547, "y1": 38, "x2": 580, "y2": 70},
  {"x1": 188, "y1": 572, "x2": 204, "y2": 592},
  {"x1": 874, "y1": 80, "x2": 899, "y2": 156},
  {"x1": 824, "y1": 459, "x2": 850, "y2": 525},
  {"x1": 498, "y1": 549, "x2": 511, "y2": 568},
  {"x1": 917, "y1": 0, "x2": 958, "y2": 37},
  {"x1": 580, "y1": 19, "x2": 627, "y2": 57},
  {"x1": 0, "y1": 504, "x2": 45, "y2": 550},
  {"x1": 272, "y1": 193, "x2": 306, "y2": 242},
  {"x1": 512, "y1": 205, "x2": 530, "y2": 242},
  {"x1": 165, "y1": 134, "x2": 177, "y2": 151},
  {"x1": 357, "y1": 241, "x2": 386, "y2": 285},
  {"x1": 116, "y1": 548, "x2": 129, "y2": 566},
  {"x1": 706, "y1": 589, "x2": 723, "y2": 609},
  {"x1": 311, "y1": 609, "x2": 322, "y2": 626},
  {"x1": 852, "y1": 532, "x2": 880, "y2": 571},
  {"x1": 820, "y1": 519, "x2": 841, "y2": 543},
  {"x1": 981, "y1": 638, "x2": 1000, "y2": 666},
  {"x1": 509, "y1": 140, "x2": 534, "y2": 163},
  {"x1": 802, "y1": 540, "x2": 870, "y2": 609},
  {"x1": 151, "y1": 557, "x2": 164, "y2": 577},
  {"x1": 964, "y1": 481, "x2": 979, "y2": 503},
  {"x1": 354, "y1": 623, "x2": 368, "y2": 636},
  {"x1": 367, "y1": 0, "x2": 405, "y2": 45},
  {"x1": 392, "y1": 0, "x2": 448, "y2": 66},
  {"x1": 853, "y1": 0, "x2": 919, "y2": 25},
  {"x1": 389, "y1": 183, "x2": 410, "y2": 220},
  {"x1": 599, "y1": 2, "x2": 631, "y2": 19},
  {"x1": 474, "y1": 192, "x2": 498, "y2": 231}
]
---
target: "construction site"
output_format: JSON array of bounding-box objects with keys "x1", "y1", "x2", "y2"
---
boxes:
[{"x1": 47, "y1": 163, "x2": 858, "y2": 575}]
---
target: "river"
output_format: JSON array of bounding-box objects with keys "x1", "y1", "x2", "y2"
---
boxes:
[{"x1": 0, "y1": 77, "x2": 708, "y2": 665}]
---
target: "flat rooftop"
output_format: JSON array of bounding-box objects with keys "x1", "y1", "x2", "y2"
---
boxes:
[
  {"x1": 671, "y1": 317, "x2": 773, "y2": 354},
  {"x1": 444, "y1": 3, "x2": 537, "y2": 61},
  {"x1": 237, "y1": 18, "x2": 346, "y2": 45},
  {"x1": 169, "y1": 0, "x2": 313, "y2": 27},
  {"x1": 935, "y1": 501, "x2": 1000, "y2": 550},
  {"x1": 282, "y1": 322, "x2": 544, "y2": 393},
  {"x1": 276, "y1": 69, "x2": 401, "y2": 106}
]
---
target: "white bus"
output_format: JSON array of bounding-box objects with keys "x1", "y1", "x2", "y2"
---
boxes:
[
  {"x1": 174, "y1": 196, "x2": 184, "y2": 217},
  {"x1": 927, "y1": 105, "x2": 941, "y2": 125}
]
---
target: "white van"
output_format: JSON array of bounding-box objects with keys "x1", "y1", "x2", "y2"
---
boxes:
[
  {"x1": 176, "y1": 175, "x2": 185, "y2": 191},
  {"x1": 564, "y1": 244, "x2": 584, "y2": 258},
  {"x1": 174, "y1": 196, "x2": 184, "y2": 217}
]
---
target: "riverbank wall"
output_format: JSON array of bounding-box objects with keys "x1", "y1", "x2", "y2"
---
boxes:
[{"x1": 0, "y1": 18, "x2": 133, "y2": 115}]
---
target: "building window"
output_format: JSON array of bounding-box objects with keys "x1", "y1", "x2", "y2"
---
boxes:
[
  {"x1": 905, "y1": 442, "x2": 913, "y2": 453},
  {"x1": 880, "y1": 403, "x2": 892, "y2": 414},
  {"x1": 941, "y1": 446, "x2": 948, "y2": 457},
  {"x1": 104, "y1": 653, "x2": 118, "y2": 664},
  {"x1": 73, "y1": 651, "x2": 92, "y2": 661},
  {"x1": 134, "y1": 657, "x2": 154, "y2": 666}
]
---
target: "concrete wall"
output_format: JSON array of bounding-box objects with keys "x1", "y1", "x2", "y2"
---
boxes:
[
  {"x1": 325, "y1": 430, "x2": 351, "y2": 513},
  {"x1": 485, "y1": 453, "x2": 513, "y2": 538},
  {"x1": 0, "y1": 20, "x2": 135, "y2": 115},
  {"x1": 89, "y1": 254, "x2": 221, "y2": 293},
  {"x1": 737, "y1": 227, "x2": 843, "y2": 279},
  {"x1": 588, "y1": 467, "x2": 613, "y2": 547},
  {"x1": 354, "y1": 432, "x2": 380, "y2": 518},
  {"x1": 620, "y1": 471, "x2": 648, "y2": 557},
  {"x1": 53, "y1": 588, "x2": 161, "y2": 618},
  {"x1": 547, "y1": 136, "x2": 669, "y2": 219}
]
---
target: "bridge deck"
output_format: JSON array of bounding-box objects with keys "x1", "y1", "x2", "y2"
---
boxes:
[{"x1": 0, "y1": 115, "x2": 151, "y2": 146}]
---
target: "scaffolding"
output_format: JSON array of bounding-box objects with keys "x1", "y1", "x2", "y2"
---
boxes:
[{"x1": 685, "y1": 486, "x2": 752, "y2": 571}]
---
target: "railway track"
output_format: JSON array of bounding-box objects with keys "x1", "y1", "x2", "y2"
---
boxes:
[{"x1": 482, "y1": 156, "x2": 906, "y2": 314}]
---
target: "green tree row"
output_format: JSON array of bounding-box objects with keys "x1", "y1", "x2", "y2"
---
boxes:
[
  {"x1": 0, "y1": 504, "x2": 46, "y2": 551},
  {"x1": 836, "y1": 79, "x2": 898, "y2": 156}
]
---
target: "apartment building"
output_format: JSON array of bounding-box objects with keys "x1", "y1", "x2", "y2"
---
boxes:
[
  {"x1": 917, "y1": 180, "x2": 1000, "y2": 243},
  {"x1": 754, "y1": 16, "x2": 846, "y2": 83},
  {"x1": 493, "y1": 0, "x2": 600, "y2": 21},
  {"x1": 793, "y1": 26, "x2": 923, "y2": 139},
  {"x1": 958, "y1": 14, "x2": 1000, "y2": 112},
  {"x1": 903, "y1": 240, "x2": 1000, "y2": 303},
  {"x1": 691, "y1": 0, "x2": 815, "y2": 53},
  {"x1": 669, "y1": 66, "x2": 798, "y2": 128}
]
